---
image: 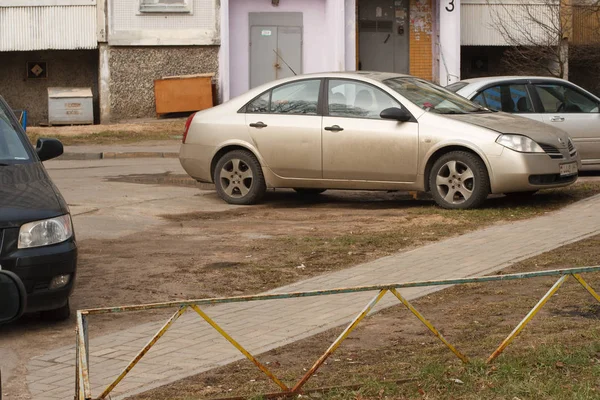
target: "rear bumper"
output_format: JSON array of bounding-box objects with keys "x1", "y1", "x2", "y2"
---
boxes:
[
  {"x1": 0, "y1": 236, "x2": 77, "y2": 313},
  {"x1": 489, "y1": 148, "x2": 580, "y2": 193},
  {"x1": 179, "y1": 143, "x2": 216, "y2": 183}
]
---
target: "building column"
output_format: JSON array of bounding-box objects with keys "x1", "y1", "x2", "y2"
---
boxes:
[
  {"x1": 345, "y1": 0, "x2": 356, "y2": 71},
  {"x1": 438, "y1": 0, "x2": 460, "y2": 85},
  {"x1": 327, "y1": 0, "x2": 346, "y2": 71},
  {"x1": 98, "y1": 43, "x2": 111, "y2": 123},
  {"x1": 219, "y1": 0, "x2": 230, "y2": 102}
]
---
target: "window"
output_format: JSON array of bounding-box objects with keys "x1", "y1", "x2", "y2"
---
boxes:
[
  {"x1": 139, "y1": 0, "x2": 192, "y2": 13},
  {"x1": 328, "y1": 80, "x2": 400, "y2": 119},
  {"x1": 479, "y1": 84, "x2": 533, "y2": 113},
  {"x1": 270, "y1": 80, "x2": 321, "y2": 115},
  {"x1": 471, "y1": 93, "x2": 486, "y2": 108},
  {"x1": 246, "y1": 92, "x2": 270, "y2": 114},
  {"x1": 534, "y1": 84, "x2": 599, "y2": 113},
  {"x1": 445, "y1": 82, "x2": 468, "y2": 93},
  {"x1": 0, "y1": 101, "x2": 30, "y2": 163},
  {"x1": 384, "y1": 77, "x2": 486, "y2": 114}
]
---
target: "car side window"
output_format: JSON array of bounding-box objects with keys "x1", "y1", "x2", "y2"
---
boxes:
[
  {"x1": 480, "y1": 86, "x2": 501, "y2": 111},
  {"x1": 246, "y1": 92, "x2": 270, "y2": 113},
  {"x1": 534, "y1": 84, "x2": 599, "y2": 113},
  {"x1": 270, "y1": 80, "x2": 321, "y2": 115},
  {"x1": 471, "y1": 93, "x2": 486, "y2": 108},
  {"x1": 479, "y1": 85, "x2": 533, "y2": 113},
  {"x1": 328, "y1": 79, "x2": 400, "y2": 119}
]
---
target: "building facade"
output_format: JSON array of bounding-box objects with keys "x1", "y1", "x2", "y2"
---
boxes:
[
  {"x1": 1, "y1": 0, "x2": 465, "y2": 125},
  {"x1": 0, "y1": 0, "x2": 100, "y2": 125}
]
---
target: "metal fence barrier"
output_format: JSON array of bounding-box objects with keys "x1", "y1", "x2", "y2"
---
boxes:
[{"x1": 75, "y1": 266, "x2": 600, "y2": 400}]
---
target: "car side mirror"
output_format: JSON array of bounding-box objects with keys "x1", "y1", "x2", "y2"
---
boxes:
[
  {"x1": 0, "y1": 270, "x2": 26, "y2": 325},
  {"x1": 380, "y1": 107, "x2": 412, "y2": 122},
  {"x1": 36, "y1": 138, "x2": 64, "y2": 162}
]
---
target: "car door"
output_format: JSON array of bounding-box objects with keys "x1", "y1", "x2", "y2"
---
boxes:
[
  {"x1": 322, "y1": 79, "x2": 418, "y2": 182},
  {"x1": 472, "y1": 83, "x2": 543, "y2": 122},
  {"x1": 245, "y1": 79, "x2": 323, "y2": 179},
  {"x1": 532, "y1": 82, "x2": 600, "y2": 166}
]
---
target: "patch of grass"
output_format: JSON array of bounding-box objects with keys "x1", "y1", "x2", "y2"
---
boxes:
[{"x1": 27, "y1": 130, "x2": 180, "y2": 146}]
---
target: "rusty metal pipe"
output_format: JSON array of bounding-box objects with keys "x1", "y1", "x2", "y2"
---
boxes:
[
  {"x1": 80, "y1": 266, "x2": 600, "y2": 315},
  {"x1": 487, "y1": 274, "x2": 568, "y2": 363},
  {"x1": 572, "y1": 273, "x2": 600, "y2": 303},
  {"x1": 98, "y1": 306, "x2": 188, "y2": 400},
  {"x1": 390, "y1": 288, "x2": 468, "y2": 363},
  {"x1": 291, "y1": 289, "x2": 388, "y2": 393},
  {"x1": 190, "y1": 305, "x2": 289, "y2": 392}
]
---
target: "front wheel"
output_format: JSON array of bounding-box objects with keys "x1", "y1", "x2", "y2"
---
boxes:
[
  {"x1": 214, "y1": 150, "x2": 266, "y2": 205},
  {"x1": 429, "y1": 151, "x2": 490, "y2": 209}
]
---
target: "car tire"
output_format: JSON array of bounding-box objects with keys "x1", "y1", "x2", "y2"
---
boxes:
[
  {"x1": 429, "y1": 151, "x2": 490, "y2": 209},
  {"x1": 293, "y1": 188, "x2": 327, "y2": 196},
  {"x1": 505, "y1": 190, "x2": 538, "y2": 198},
  {"x1": 214, "y1": 150, "x2": 266, "y2": 205},
  {"x1": 41, "y1": 300, "x2": 71, "y2": 321}
]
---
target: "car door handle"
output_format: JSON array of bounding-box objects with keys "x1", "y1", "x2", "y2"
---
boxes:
[
  {"x1": 324, "y1": 125, "x2": 344, "y2": 132},
  {"x1": 249, "y1": 121, "x2": 267, "y2": 128},
  {"x1": 550, "y1": 116, "x2": 565, "y2": 122}
]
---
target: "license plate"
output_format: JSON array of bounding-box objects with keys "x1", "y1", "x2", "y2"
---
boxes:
[{"x1": 559, "y1": 162, "x2": 578, "y2": 177}]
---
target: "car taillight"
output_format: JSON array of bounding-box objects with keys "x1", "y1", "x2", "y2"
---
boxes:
[{"x1": 182, "y1": 112, "x2": 196, "y2": 144}]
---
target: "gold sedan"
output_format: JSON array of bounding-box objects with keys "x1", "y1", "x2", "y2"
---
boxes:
[{"x1": 180, "y1": 72, "x2": 580, "y2": 209}]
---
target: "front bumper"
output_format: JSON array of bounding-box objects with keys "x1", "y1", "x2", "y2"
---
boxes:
[
  {"x1": 0, "y1": 227, "x2": 77, "y2": 313},
  {"x1": 489, "y1": 147, "x2": 581, "y2": 194}
]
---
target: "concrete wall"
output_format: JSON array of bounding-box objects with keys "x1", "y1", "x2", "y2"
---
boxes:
[
  {"x1": 0, "y1": 50, "x2": 98, "y2": 126},
  {"x1": 106, "y1": 46, "x2": 219, "y2": 121}
]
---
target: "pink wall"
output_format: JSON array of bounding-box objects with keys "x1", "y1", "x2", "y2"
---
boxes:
[{"x1": 229, "y1": 0, "x2": 330, "y2": 97}]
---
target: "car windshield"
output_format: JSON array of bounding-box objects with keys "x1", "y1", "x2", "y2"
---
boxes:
[
  {"x1": 383, "y1": 78, "x2": 489, "y2": 114},
  {"x1": 0, "y1": 100, "x2": 30, "y2": 164}
]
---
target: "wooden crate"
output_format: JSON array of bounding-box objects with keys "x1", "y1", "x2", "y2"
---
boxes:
[{"x1": 154, "y1": 73, "x2": 214, "y2": 116}]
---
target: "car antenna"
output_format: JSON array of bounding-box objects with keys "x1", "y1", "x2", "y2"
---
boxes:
[{"x1": 273, "y1": 49, "x2": 297, "y2": 76}]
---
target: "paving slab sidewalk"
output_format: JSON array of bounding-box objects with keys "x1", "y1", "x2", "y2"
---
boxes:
[{"x1": 27, "y1": 194, "x2": 600, "y2": 400}]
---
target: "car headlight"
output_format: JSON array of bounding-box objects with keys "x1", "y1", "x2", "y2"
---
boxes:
[
  {"x1": 18, "y1": 214, "x2": 73, "y2": 249},
  {"x1": 496, "y1": 134, "x2": 545, "y2": 153}
]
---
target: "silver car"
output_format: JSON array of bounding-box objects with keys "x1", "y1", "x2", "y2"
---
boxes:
[
  {"x1": 180, "y1": 72, "x2": 579, "y2": 209},
  {"x1": 447, "y1": 76, "x2": 600, "y2": 171}
]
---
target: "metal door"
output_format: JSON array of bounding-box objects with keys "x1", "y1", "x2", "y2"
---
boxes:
[
  {"x1": 249, "y1": 13, "x2": 303, "y2": 89},
  {"x1": 358, "y1": 0, "x2": 409, "y2": 73}
]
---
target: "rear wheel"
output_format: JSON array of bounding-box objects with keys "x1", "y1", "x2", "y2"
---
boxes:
[
  {"x1": 293, "y1": 188, "x2": 326, "y2": 196},
  {"x1": 429, "y1": 151, "x2": 490, "y2": 209},
  {"x1": 41, "y1": 300, "x2": 71, "y2": 321},
  {"x1": 214, "y1": 150, "x2": 266, "y2": 205}
]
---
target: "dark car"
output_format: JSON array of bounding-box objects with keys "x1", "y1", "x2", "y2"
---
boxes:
[{"x1": 0, "y1": 96, "x2": 77, "y2": 321}]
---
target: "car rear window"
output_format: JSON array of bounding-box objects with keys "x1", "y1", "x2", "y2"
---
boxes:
[
  {"x1": 0, "y1": 101, "x2": 30, "y2": 163},
  {"x1": 445, "y1": 82, "x2": 468, "y2": 93}
]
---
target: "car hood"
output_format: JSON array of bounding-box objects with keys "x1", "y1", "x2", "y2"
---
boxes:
[
  {"x1": 0, "y1": 163, "x2": 65, "y2": 229},
  {"x1": 445, "y1": 112, "x2": 570, "y2": 148}
]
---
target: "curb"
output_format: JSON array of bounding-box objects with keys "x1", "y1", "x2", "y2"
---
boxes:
[{"x1": 59, "y1": 152, "x2": 179, "y2": 161}]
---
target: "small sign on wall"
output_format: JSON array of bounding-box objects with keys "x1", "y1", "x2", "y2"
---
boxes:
[
  {"x1": 261, "y1": 29, "x2": 272, "y2": 36},
  {"x1": 27, "y1": 61, "x2": 47, "y2": 79}
]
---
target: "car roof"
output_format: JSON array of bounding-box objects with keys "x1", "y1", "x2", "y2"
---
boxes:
[
  {"x1": 459, "y1": 76, "x2": 568, "y2": 85},
  {"x1": 277, "y1": 71, "x2": 413, "y2": 82}
]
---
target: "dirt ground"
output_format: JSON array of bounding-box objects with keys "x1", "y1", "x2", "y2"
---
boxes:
[
  {"x1": 1, "y1": 183, "x2": 599, "y2": 399},
  {"x1": 131, "y1": 234, "x2": 600, "y2": 400}
]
